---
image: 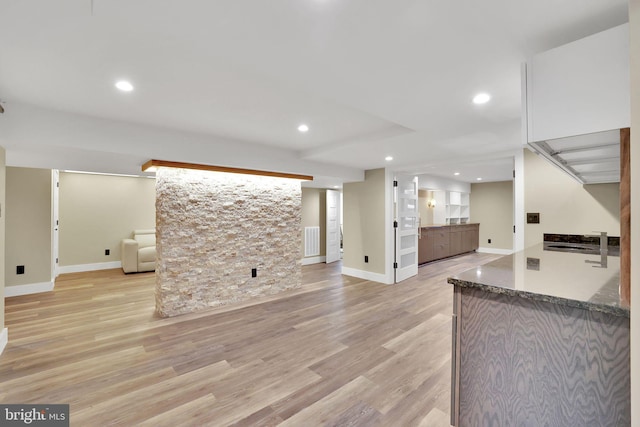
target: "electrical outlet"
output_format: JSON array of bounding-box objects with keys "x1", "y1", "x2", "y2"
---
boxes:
[
  {"x1": 527, "y1": 212, "x2": 540, "y2": 224},
  {"x1": 251, "y1": 268, "x2": 257, "y2": 278},
  {"x1": 17, "y1": 265, "x2": 25, "y2": 275},
  {"x1": 364, "y1": 255, "x2": 369, "y2": 263},
  {"x1": 105, "y1": 249, "x2": 110, "y2": 256},
  {"x1": 488, "y1": 239, "x2": 492, "y2": 244},
  {"x1": 527, "y1": 257, "x2": 540, "y2": 271}
]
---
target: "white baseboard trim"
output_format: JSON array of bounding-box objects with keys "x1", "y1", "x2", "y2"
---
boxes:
[
  {"x1": 5, "y1": 281, "x2": 54, "y2": 297},
  {"x1": 58, "y1": 261, "x2": 122, "y2": 274},
  {"x1": 477, "y1": 247, "x2": 513, "y2": 255},
  {"x1": 341, "y1": 267, "x2": 393, "y2": 285},
  {"x1": 0, "y1": 328, "x2": 7, "y2": 356},
  {"x1": 301, "y1": 256, "x2": 326, "y2": 266}
]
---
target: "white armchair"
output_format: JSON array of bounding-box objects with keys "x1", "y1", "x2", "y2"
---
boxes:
[{"x1": 121, "y1": 229, "x2": 156, "y2": 273}]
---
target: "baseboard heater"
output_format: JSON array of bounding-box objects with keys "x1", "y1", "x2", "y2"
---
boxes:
[{"x1": 304, "y1": 226, "x2": 320, "y2": 257}]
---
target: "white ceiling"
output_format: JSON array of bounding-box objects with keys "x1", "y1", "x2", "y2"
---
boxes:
[{"x1": 0, "y1": 0, "x2": 629, "y2": 186}]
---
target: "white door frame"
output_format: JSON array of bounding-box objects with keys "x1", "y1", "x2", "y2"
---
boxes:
[
  {"x1": 51, "y1": 169, "x2": 60, "y2": 279},
  {"x1": 394, "y1": 173, "x2": 419, "y2": 283}
]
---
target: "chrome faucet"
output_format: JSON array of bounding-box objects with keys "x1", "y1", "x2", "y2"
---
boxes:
[
  {"x1": 585, "y1": 231, "x2": 608, "y2": 254},
  {"x1": 584, "y1": 231, "x2": 608, "y2": 268}
]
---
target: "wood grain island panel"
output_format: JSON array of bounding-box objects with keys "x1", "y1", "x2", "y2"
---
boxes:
[
  {"x1": 457, "y1": 287, "x2": 630, "y2": 426},
  {"x1": 448, "y1": 245, "x2": 630, "y2": 426}
]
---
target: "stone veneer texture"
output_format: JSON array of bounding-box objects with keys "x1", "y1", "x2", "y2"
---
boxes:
[{"x1": 155, "y1": 167, "x2": 302, "y2": 317}]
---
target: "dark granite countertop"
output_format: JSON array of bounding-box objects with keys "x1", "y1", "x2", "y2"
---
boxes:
[{"x1": 448, "y1": 243, "x2": 629, "y2": 318}]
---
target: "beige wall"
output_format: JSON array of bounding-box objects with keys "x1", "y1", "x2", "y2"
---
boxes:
[
  {"x1": 301, "y1": 188, "x2": 326, "y2": 258},
  {"x1": 630, "y1": 0, "x2": 639, "y2": 422},
  {"x1": 5, "y1": 167, "x2": 52, "y2": 287},
  {"x1": 59, "y1": 172, "x2": 155, "y2": 266},
  {"x1": 470, "y1": 181, "x2": 514, "y2": 250},
  {"x1": 523, "y1": 149, "x2": 620, "y2": 248},
  {"x1": 343, "y1": 168, "x2": 386, "y2": 274},
  {"x1": 0, "y1": 148, "x2": 5, "y2": 333}
]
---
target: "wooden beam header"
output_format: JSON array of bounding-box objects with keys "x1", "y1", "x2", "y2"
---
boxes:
[{"x1": 141, "y1": 159, "x2": 313, "y2": 181}]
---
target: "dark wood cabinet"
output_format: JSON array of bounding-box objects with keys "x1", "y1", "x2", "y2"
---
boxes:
[
  {"x1": 450, "y1": 229, "x2": 462, "y2": 255},
  {"x1": 418, "y1": 224, "x2": 479, "y2": 264},
  {"x1": 433, "y1": 228, "x2": 450, "y2": 260},
  {"x1": 418, "y1": 229, "x2": 436, "y2": 264},
  {"x1": 461, "y1": 225, "x2": 479, "y2": 253}
]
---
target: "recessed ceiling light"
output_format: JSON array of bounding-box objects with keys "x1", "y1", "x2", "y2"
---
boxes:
[
  {"x1": 472, "y1": 93, "x2": 490, "y2": 104},
  {"x1": 298, "y1": 124, "x2": 309, "y2": 133},
  {"x1": 333, "y1": 185, "x2": 339, "y2": 189},
  {"x1": 115, "y1": 80, "x2": 134, "y2": 92},
  {"x1": 476, "y1": 177, "x2": 483, "y2": 181},
  {"x1": 385, "y1": 156, "x2": 393, "y2": 161},
  {"x1": 454, "y1": 172, "x2": 460, "y2": 176}
]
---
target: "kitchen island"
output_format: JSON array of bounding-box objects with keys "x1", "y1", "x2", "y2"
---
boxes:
[{"x1": 447, "y1": 243, "x2": 630, "y2": 426}]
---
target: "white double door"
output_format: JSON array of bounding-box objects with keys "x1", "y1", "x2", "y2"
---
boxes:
[
  {"x1": 326, "y1": 189, "x2": 341, "y2": 264},
  {"x1": 394, "y1": 174, "x2": 419, "y2": 283}
]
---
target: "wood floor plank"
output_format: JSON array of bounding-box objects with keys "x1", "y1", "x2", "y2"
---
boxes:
[
  {"x1": 381, "y1": 313, "x2": 451, "y2": 355},
  {"x1": 268, "y1": 376, "x2": 349, "y2": 421},
  {"x1": 72, "y1": 360, "x2": 233, "y2": 425},
  {"x1": 228, "y1": 405, "x2": 284, "y2": 427},
  {"x1": 380, "y1": 359, "x2": 452, "y2": 425},
  {"x1": 325, "y1": 400, "x2": 383, "y2": 427},
  {"x1": 2, "y1": 346, "x2": 149, "y2": 399},
  {"x1": 277, "y1": 375, "x2": 379, "y2": 426},
  {"x1": 137, "y1": 394, "x2": 219, "y2": 427},
  {"x1": 200, "y1": 368, "x2": 322, "y2": 426},
  {"x1": 419, "y1": 407, "x2": 452, "y2": 427},
  {"x1": 0, "y1": 252, "x2": 500, "y2": 425}
]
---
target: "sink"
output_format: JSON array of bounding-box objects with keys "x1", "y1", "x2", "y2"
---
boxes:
[
  {"x1": 542, "y1": 236, "x2": 621, "y2": 256},
  {"x1": 543, "y1": 242, "x2": 601, "y2": 254},
  {"x1": 546, "y1": 244, "x2": 593, "y2": 251}
]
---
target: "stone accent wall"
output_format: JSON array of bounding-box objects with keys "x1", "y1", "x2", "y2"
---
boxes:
[{"x1": 155, "y1": 167, "x2": 302, "y2": 317}]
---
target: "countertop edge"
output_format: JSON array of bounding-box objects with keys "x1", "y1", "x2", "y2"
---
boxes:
[
  {"x1": 447, "y1": 277, "x2": 630, "y2": 318},
  {"x1": 420, "y1": 223, "x2": 479, "y2": 228}
]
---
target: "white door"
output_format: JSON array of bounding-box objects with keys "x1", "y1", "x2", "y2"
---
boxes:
[
  {"x1": 326, "y1": 189, "x2": 341, "y2": 264},
  {"x1": 395, "y1": 174, "x2": 419, "y2": 282},
  {"x1": 52, "y1": 169, "x2": 60, "y2": 278}
]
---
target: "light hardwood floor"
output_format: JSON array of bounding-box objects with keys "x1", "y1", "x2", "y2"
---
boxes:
[{"x1": 1, "y1": 253, "x2": 500, "y2": 426}]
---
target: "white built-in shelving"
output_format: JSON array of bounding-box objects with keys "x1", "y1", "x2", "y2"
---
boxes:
[{"x1": 445, "y1": 191, "x2": 470, "y2": 225}]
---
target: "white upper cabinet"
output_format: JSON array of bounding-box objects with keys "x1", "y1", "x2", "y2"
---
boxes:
[
  {"x1": 445, "y1": 191, "x2": 470, "y2": 225},
  {"x1": 525, "y1": 23, "x2": 630, "y2": 143}
]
